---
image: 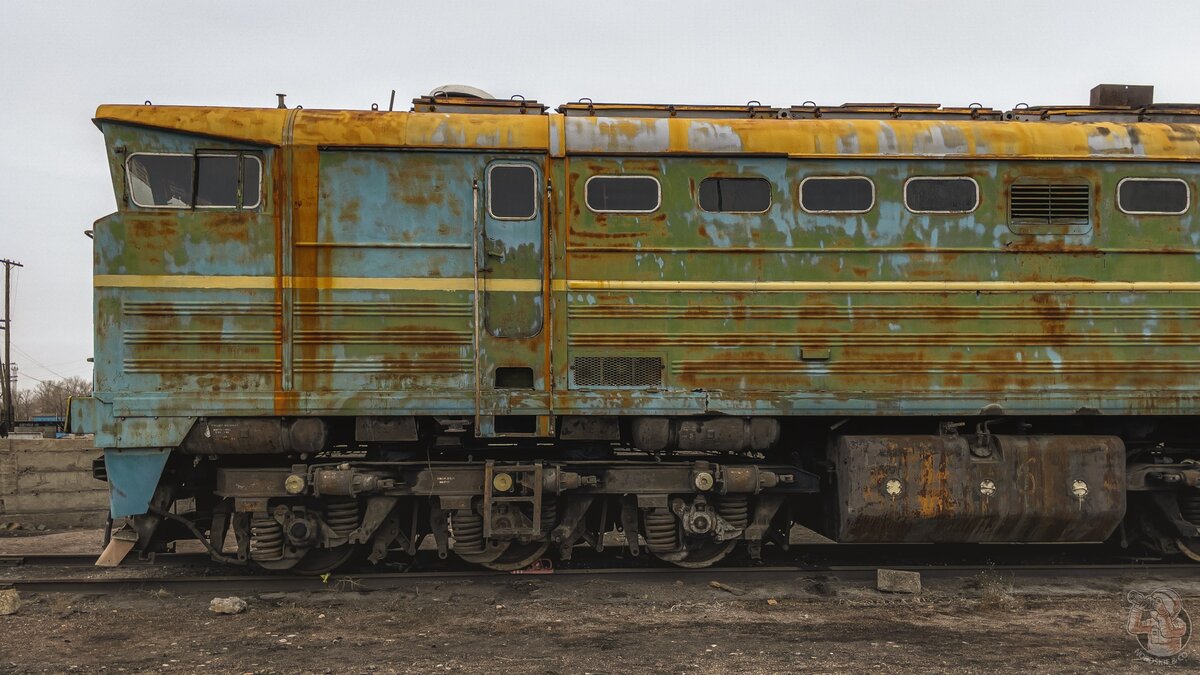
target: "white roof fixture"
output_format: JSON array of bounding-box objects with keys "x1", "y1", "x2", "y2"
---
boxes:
[
  {"x1": 428, "y1": 84, "x2": 495, "y2": 99},
  {"x1": 412, "y1": 85, "x2": 546, "y2": 115}
]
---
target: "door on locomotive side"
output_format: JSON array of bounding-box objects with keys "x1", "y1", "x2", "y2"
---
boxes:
[{"x1": 475, "y1": 157, "x2": 550, "y2": 437}]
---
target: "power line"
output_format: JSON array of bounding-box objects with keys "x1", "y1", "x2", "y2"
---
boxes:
[
  {"x1": 10, "y1": 343, "x2": 72, "y2": 381},
  {"x1": 18, "y1": 371, "x2": 81, "y2": 390}
]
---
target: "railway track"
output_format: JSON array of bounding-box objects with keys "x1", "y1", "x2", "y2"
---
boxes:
[{"x1": 1, "y1": 550, "x2": 1195, "y2": 595}]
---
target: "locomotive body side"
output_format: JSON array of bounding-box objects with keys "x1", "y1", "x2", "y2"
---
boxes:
[{"x1": 67, "y1": 100, "x2": 1200, "y2": 569}]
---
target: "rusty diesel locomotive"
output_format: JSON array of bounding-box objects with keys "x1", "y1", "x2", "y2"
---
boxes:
[{"x1": 69, "y1": 85, "x2": 1200, "y2": 571}]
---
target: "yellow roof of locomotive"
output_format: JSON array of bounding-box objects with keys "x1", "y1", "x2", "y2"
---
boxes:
[{"x1": 94, "y1": 104, "x2": 1200, "y2": 161}]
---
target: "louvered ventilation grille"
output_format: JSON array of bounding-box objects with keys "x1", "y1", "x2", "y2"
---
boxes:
[
  {"x1": 1010, "y1": 184, "x2": 1091, "y2": 224},
  {"x1": 573, "y1": 356, "x2": 663, "y2": 387}
]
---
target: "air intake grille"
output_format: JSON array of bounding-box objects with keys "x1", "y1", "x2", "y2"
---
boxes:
[
  {"x1": 573, "y1": 356, "x2": 663, "y2": 387},
  {"x1": 1009, "y1": 183, "x2": 1091, "y2": 224}
]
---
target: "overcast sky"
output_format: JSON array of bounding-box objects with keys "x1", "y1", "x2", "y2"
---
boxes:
[{"x1": 2, "y1": 0, "x2": 1200, "y2": 390}]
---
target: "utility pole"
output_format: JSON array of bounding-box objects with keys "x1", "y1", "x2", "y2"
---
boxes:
[{"x1": 0, "y1": 258, "x2": 22, "y2": 437}]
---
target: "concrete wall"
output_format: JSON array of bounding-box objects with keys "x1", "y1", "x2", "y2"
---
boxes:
[{"x1": 0, "y1": 437, "x2": 108, "y2": 528}]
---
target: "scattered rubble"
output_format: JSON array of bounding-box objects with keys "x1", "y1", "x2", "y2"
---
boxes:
[
  {"x1": 0, "y1": 522, "x2": 49, "y2": 532},
  {"x1": 708, "y1": 580, "x2": 747, "y2": 596},
  {"x1": 975, "y1": 570, "x2": 1020, "y2": 610},
  {"x1": 0, "y1": 588, "x2": 20, "y2": 615},
  {"x1": 876, "y1": 568, "x2": 922, "y2": 594},
  {"x1": 209, "y1": 596, "x2": 247, "y2": 615}
]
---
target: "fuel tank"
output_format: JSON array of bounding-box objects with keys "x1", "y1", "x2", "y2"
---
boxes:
[{"x1": 834, "y1": 434, "x2": 1125, "y2": 543}]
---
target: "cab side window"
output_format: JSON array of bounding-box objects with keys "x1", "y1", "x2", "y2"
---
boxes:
[{"x1": 126, "y1": 152, "x2": 262, "y2": 209}]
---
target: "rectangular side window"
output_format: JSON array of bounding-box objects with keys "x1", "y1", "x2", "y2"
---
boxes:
[
  {"x1": 904, "y1": 177, "x2": 979, "y2": 213},
  {"x1": 585, "y1": 176, "x2": 661, "y2": 213},
  {"x1": 242, "y1": 156, "x2": 262, "y2": 208},
  {"x1": 799, "y1": 176, "x2": 874, "y2": 213},
  {"x1": 698, "y1": 177, "x2": 772, "y2": 213},
  {"x1": 1117, "y1": 178, "x2": 1189, "y2": 215},
  {"x1": 488, "y1": 164, "x2": 538, "y2": 220},
  {"x1": 196, "y1": 155, "x2": 239, "y2": 207},
  {"x1": 126, "y1": 152, "x2": 263, "y2": 209},
  {"x1": 126, "y1": 154, "x2": 193, "y2": 208}
]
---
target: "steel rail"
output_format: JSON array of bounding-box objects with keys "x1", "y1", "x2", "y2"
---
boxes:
[
  {"x1": 3, "y1": 562, "x2": 1196, "y2": 595},
  {"x1": 0, "y1": 553, "x2": 213, "y2": 568}
]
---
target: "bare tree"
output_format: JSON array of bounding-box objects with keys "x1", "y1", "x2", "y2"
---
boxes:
[
  {"x1": 28, "y1": 376, "x2": 92, "y2": 420},
  {"x1": 12, "y1": 388, "x2": 34, "y2": 422}
]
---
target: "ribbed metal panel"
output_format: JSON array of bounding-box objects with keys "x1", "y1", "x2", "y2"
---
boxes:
[{"x1": 1010, "y1": 183, "x2": 1090, "y2": 224}]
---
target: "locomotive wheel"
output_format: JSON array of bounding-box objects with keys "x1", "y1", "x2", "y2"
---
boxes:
[
  {"x1": 479, "y1": 541, "x2": 551, "y2": 571},
  {"x1": 658, "y1": 540, "x2": 738, "y2": 569},
  {"x1": 1176, "y1": 538, "x2": 1200, "y2": 563},
  {"x1": 289, "y1": 544, "x2": 361, "y2": 575}
]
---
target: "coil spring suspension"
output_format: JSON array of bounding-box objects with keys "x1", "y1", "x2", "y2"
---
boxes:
[
  {"x1": 541, "y1": 498, "x2": 558, "y2": 533},
  {"x1": 1180, "y1": 492, "x2": 1200, "y2": 526},
  {"x1": 719, "y1": 496, "x2": 750, "y2": 531},
  {"x1": 250, "y1": 516, "x2": 284, "y2": 561},
  {"x1": 643, "y1": 509, "x2": 679, "y2": 553},
  {"x1": 452, "y1": 510, "x2": 485, "y2": 554},
  {"x1": 325, "y1": 500, "x2": 360, "y2": 537}
]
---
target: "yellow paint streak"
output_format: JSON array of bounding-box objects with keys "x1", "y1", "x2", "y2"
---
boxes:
[
  {"x1": 291, "y1": 110, "x2": 408, "y2": 146},
  {"x1": 94, "y1": 106, "x2": 288, "y2": 145},
  {"x1": 94, "y1": 104, "x2": 1200, "y2": 160}
]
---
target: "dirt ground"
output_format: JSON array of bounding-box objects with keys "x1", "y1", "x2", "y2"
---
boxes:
[
  {"x1": 2, "y1": 531, "x2": 1198, "y2": 673},
  {"x1": 0, "y1": 528, "x2": 107, "y2": 555}
]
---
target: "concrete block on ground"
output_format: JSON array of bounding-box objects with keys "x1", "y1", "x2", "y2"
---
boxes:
[
  {"x1": 876, "y1": 568, "x2": 921, "y2": 594},
  {"x1": 0, "y1": 437, "x2": 108, "y2": 528}
]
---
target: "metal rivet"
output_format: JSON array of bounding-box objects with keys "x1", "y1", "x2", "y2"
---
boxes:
[
  {"x1": 694, "y1": 472, "x2": 714, "y2": 492},
  {"x1": 284, "y1": 474, "x2": 306, "y2": 494},
  {"x1": 1071, "y1": 480, "x2": 1089, "y2": 498},
  {"x1": 493, "y1": 472, "x2": 513, "y2": 492},
  {"x1": 979, "y1": 479, "x2": 997, "y2": 497},
  {"x1": 885, "y1": 478, "x2": 903, "y2": 496}
]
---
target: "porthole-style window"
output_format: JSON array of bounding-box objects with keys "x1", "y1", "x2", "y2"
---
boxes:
[
  {"x1": 488, "y1": 164, "x2": 538, "y2": 220},
  {"x1": 698, "y1": 177, "x2": 772, "y2": 213},
  {"x1": 799, "y1": 176, "x2": 875, "y2": 213},
  {"x1": 1117, "y1": 177, "x2": 1189, "y2": 215},
  {"x1": 126, "y1": 152, "x2": 262, "y2": 209},
  {"x1": 585, "y1": 176, "x2": 661, "y2": 213},
  {"x1": 904, "y1": 177, "x2": 980, "y2": 213}
]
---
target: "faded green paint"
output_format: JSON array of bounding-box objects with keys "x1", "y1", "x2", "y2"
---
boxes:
[{"x1": 73, "y1": 106, "x2": 1200, "y2": 449}]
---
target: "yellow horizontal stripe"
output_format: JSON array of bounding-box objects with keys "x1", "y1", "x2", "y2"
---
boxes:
[
  {"x1": 94, "y1": 274, "x2": 544, "y2": 293},
  {"x1": 94, "y1": 274, "x2": 1200, "y2": 294},
  {"x1": 565, "y1": 280, "x2": 1200, "y2": 293},
  {"x1": 293, "y1": 277, "x2": 544, "y2": 292},
  {"x1": 94, "y1": 274, "x2": 277, "y2": 289}
]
